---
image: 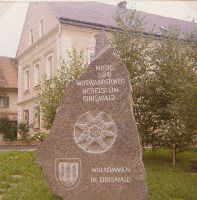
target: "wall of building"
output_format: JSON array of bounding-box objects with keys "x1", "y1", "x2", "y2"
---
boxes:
[
  {"x1": 60, "y1": 24, "x2": 98, "y2": 59},
  {"x1": 17, "y1": 2, "x2": 59, "y2": 56},
  {"x1": 0, "y1": 90, "x2": 17, "y2": 121},
  {"x1": 18, "y1": 21, "x2": 106, "y2": 135},
  {"x1": 18, "y1": 29, "x2": 59, "y2": 128}
]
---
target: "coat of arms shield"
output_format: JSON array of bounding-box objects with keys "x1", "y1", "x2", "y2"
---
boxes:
[{"x1": 55, "y1": 158, "x2": 81, "y2": 190}]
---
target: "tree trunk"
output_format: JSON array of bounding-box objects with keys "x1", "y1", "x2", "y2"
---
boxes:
[{"x1": 172, "y1": 144, "x2": 176, "y2": 166}]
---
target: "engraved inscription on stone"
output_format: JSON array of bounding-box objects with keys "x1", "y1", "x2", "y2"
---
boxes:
[
  {"x1": 74, "y1": 111, "x2": 117, "y2": 154},
  {"x1": 76, "y1": 64, "x2": 126, "y2": 102}
]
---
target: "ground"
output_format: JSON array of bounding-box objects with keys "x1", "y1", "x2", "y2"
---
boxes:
[{"x1": 0, "y1": 149, "x2": 196, "y2": 200}]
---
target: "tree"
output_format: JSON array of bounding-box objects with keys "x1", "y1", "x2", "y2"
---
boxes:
[
  {"x1": 40, "y1": 49, "x2": 87, "y2": 130},
  {"x1": 112, "y1": 9, "x2": 197, "y2": 164},
  {"x1": 112, "y1": 9, "x2": 153, "y2": 140},
  {"x1": 112, "y1": 9, "x2": 151, "y2": 87},
  {"x1": 144, "y1": 30, "x2": 197, "y2": 165}
]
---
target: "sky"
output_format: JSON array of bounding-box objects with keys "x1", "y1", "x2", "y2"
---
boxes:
[{"x1": 0, "y1": 1, "x2": 197, "y2": 58}]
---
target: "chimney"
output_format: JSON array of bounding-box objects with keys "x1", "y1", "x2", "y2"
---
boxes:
[{"x1": 117, "y1": 1, "x2": 127, "y2": 9}]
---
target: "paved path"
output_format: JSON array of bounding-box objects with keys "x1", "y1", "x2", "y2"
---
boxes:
[{"x1": 0, "y1": 144, "x2": 38, "y2": 151}]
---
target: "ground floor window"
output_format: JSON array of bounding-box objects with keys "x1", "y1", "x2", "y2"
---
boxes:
[
  {"x1": 23, "y1": 109, "x2": 29, "y2": 125},
  {"x1": 0, "y1": 96, "x2": 9, "y2": 108},
  {"x1": 34, "y1": 106, "x2": 40, "y2": 129}
]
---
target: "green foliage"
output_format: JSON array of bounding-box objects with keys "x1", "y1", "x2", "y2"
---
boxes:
[
  {"x1": 112, "y1": 11, "x2": 197, "y2": 164},
  {"x1": 40, "y1": 49, "x2": 87, "y2": 130},
  {"x1": 30, "y1": 131, "x2": 48, "y2": 142},
  {"x1": 17, "y1": 122, "x2": 29, "y2": 140},
  {"x1": 0, "y1": 117, "x2": 17, "y2": 140},
  {"x1": 112, "y1": 10, "x2": 150, "y2": 86},
  {"x1": 143, "y1": 30, "x2": 197, "y2": 154}
]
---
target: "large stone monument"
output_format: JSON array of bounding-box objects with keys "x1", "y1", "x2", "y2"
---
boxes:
[{"x1": 36, "y1": 32, "x2": 148, "y2": 200}]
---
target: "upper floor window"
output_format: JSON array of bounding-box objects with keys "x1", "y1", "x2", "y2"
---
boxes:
[
  {"x1": 87, "y1": 50, "x2": 95, "y2": 64},
  {"x1": 24, "y1": 70, "x2": 30, "y2": 92},
  {"x1": 34, "y1": 62, "x2": 40, "y2": 87},
  {"x1": 61, "y1": 37, "x2": 72, "y2": 53},
  {"x1": 46, "y1": 55, "x2": 53, "y2": 80},
  {"x1": 39, "y1": 18, "x2": 44, "y2": 38},
  {"x1": 0, "y1": 96, "x2": 9, "y2": 108},
  {"x1": 29, "y1": 28, "x2": 34, "y2": 45}
]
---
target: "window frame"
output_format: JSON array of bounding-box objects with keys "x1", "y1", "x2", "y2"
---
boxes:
[
  {"x1": 23, "y1": 109, "x2": 29, "y2": 125},
  {"x1": 24, "y1": 69, "x2": 30, "y2": 92},
  {"x1": 0, "y1": 96, "x2": 9, "y2": 108},
  {"x1": 87, "y1": 49, "x2": 95, "y2": 64},
  {"x1": 34, "y1": 62, "x2": 40, "y2": 87},
  {"x1": 39, "y1": 18, "x2": 44, "y2": 38},
  {"x1": 29, "y1": 28, "x2": 34, "y2": 45},
  {"x1": 33, "y1": 106, "x2": 40, "y2": 129},
  {"x1": 45, "y1": 54, "x2": 53, "y2": 80}
]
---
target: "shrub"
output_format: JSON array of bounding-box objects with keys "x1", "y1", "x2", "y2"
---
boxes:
[
  {"x1": 0, "y1": 117, "x2": 17, "y2": 140},
  {"x1": 40, "y1": 49, "x2": 87, "y2": 130},
  {"x1": 18, "y1": 122, "x2": 29, "y2": 140},
  {"x1": 30, "y1": 131, "x2": 48, "y2": 142}
]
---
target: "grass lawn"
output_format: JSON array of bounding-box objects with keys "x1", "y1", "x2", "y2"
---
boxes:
[
  {"x1": 144, "y1": 149, "x2": 197, "y2": 200},
  {"x1": 0, "y1": 149, "x2": 196, "y2": 200}
]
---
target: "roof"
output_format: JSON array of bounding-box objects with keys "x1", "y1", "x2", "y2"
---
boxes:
[
  {"x1": 0, "y1": 57, "x2": 18, "y2": 89},
  {"x1": 47, "y1": 1, "x2": 197, "y2": 36}
]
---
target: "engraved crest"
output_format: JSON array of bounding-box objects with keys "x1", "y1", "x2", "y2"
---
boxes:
[
  {"x1": 74, "y1": 111, "x2": 117, "y2": 154},
  {"x1": 55, "y1": 158, "x2": 81, "y2": 190}
]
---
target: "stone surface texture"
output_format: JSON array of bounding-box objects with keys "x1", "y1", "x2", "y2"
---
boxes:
[{"x1": 36, "y1": 34, "x2": 148, "y2": 200}]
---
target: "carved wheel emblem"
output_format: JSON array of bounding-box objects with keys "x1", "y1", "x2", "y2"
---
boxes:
[{"x1": 74, "y1": 111, "x2": 117, "y2": 154}]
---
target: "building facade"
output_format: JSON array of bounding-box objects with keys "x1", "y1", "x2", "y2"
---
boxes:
[
  {"x1": 17, "y1": 2, "x2": 197, "y2": 134},
  {"x1": 17, "y1": 2, "x2": 101, "y2": 133}
]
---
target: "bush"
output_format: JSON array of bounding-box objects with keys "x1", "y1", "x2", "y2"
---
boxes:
[
  {"x1": 30, "y1": 131, "x2": 48, "y2": 142},
  {"x1": 18, "y1": 122, "x2": 29, "y2": 140},
  {"x1": 0, "y1": 117, "x2": 17, "y2": 140},
  {"x1": 40, "y1": 49, "x2": 87, "y2": 130}
]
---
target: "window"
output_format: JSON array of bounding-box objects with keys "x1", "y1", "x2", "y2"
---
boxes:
[
  {"x1": 87, "y1": 50, "x2": 95, "y2": 64},
  {"x1": 34, "y1": 63, "x2": 40, "y2": 87},
  {"x1": 60, "y1": 37, "x2": 72, "y2": 65},
  {"x1": 24, "y1": 70, "x2": 30, "y2": 92},
  {"x1": 0, "y1": 96, "x2": 9, "y2": 108},
  {"x1": 23, "y1": 109, "x2": 29, "y2": 125},
  {"x1": 29, "y1": 29, "x2": 34, "y2": 45},
  {"x1": 33, "y1": 106, "x2": 40, "y2": 129},
  {"x1": 39, "y1": 19, "x2": 44, "y2": 38},
  {"x1": 46, "y1": 55, "x2": 53, "y2": 79},
  {"x1": 61, "y1": 37, "x2": 72, "y2": 53}
]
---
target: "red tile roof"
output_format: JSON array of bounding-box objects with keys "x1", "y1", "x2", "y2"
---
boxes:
[{"x1": 0, "y1": 56, "x2": 18, "y2": 89}]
